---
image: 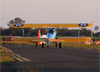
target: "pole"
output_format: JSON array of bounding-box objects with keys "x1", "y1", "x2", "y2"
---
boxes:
[
  {"x1": 91, "y1": 27, "x2": 93, "y2": 38},
  {"x1": 22, "y1": 28, "x2": 24, "y2": 37},
  {"x1": 78, "y1": 28, "x2": 80, "y2": 37}
]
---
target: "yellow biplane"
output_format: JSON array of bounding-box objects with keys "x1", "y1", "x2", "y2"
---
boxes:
[{"x1": 5, "y1": 23, "x2": 92, "y2": 48}]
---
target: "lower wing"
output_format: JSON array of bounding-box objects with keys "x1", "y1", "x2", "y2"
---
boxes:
[
  {"x1": 11, "y1": 37, "x2": 92, "y2": 42},
  {"x1": 11, "y1": 37, "x2": 47, "y2": 42},
  {"x1": 49, "y1": 37, "x2": 92, "y2": 42},
  {"x1": 0, "y1": 37, "x2": 92, "y2": 44}
]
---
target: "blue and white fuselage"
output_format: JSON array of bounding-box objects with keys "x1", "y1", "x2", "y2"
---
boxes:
[
  {"x1": 41, "y1": 28, "x2": 57, "y2": 45},
  {"x1": 47, "y1": 28, "x2": 56, "y2": 45}
]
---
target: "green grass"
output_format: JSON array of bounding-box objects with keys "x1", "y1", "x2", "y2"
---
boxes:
[
  {"x1": 50, "y1": 42, "x2": 100, "y2": 49},
  {"x1": 0, "y1": 48, "x2": 15, "y2": 62},
  {"x1": 62, "y1": 42, "x2": 99, "y2": 49},
  {"x1": 92, "y1": 37, "x2": 100, "y2": 41}
]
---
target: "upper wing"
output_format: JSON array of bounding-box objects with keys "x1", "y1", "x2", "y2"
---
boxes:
[
  {"x1": 49, "y1": 37, "x2": 92, "y2": 42},
  {"x1": 0, "y1": 41, "x2": 32, "y2": 44},
  {"x1": 10, "y1": 23, "x2": 93, "y2": 28}
]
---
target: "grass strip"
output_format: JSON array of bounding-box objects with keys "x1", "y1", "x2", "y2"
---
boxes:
[{"x1": 0, "y1": 48, "x2": 15, "y2": 62}]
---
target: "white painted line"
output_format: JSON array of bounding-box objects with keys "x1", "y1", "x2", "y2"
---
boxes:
[
  {"x1": 0, "y1": 46, "x2": 30, "y2": 62},
  {"x1": 12, "y1": 56, "x2": 24, "y2": 62},
  {"x1": 16, "y1": 54, "x2": 31, "y2": 61}
]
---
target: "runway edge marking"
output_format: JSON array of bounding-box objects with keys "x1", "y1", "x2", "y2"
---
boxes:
[{"x1": 0, "y1": 46, "x2": 31, "y2": 62}]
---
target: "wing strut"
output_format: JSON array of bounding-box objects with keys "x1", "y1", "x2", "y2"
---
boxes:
[
  {"x1": 78, "y1": 28, "x2": 81, "y2": 37},
  {"x1": 22, "y1": 28, "x2": 24, "y2": 37}
]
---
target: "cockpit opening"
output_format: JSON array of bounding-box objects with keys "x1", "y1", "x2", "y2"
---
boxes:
[{"x1": 49, "y1": 30, "x2": 54, "y2": 34}]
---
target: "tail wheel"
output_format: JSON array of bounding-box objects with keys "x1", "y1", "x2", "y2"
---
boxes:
[
  {"x1": 59, "y1": 42, "x2": 62, "y2": 48},
  {"x1": 42, "y1": 43, "x2": 44, "y2": 48},
  {"x1": 55, "y1": 43, "x2": 58, "y2": 47},
  {"x1": 36, "y1": 43, "x2": 38, "y2": 47}
]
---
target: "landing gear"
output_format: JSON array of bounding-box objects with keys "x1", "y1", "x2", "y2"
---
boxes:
[
  {"x1": 36, "y1": 43, "x2": 38, "y2": 47},
  {"x1": 59, "y1": 42, "x2": 62, "y2": 48},
  {"x1": 55, "y1": 43, "x2": 58, "y2": 47},
  {"x1": 42, "y1": 43, "x2": 45, "y2": 48},
  {"x1": 47, "y1": 45, "x2": 49, "y2": 48}
]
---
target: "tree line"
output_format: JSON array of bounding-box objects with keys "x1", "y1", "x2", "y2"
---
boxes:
[{"x1": 0, "y1": 27, "x2": 99, "y2": 37}]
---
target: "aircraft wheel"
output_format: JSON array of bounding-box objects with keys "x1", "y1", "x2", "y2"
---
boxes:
[
  {"x1": 36, "y1": 43, "x2": 38, "y2": 47},
  {"x1": 55, "y1": 43, "x2": 58, "y2": 47},
  {"x1": 42, "y1": 43, "x2": 44, "y2": 48},
  {"x1": 59, "y1": 42, "x2": 62, "y2": 48},
  {"x1": 47, "y1": 45, "x2": 49, "y2": 48}
]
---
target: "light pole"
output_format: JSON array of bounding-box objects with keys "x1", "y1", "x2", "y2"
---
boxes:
[{"x1": 94, "y1": 26, "x2": 100, "y2": 40}]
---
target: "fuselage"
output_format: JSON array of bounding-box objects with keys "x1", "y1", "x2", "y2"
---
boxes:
[
  {"x1": 47, "y1": 28, "x2": 56, "y2": 45},
  {"x1": 10, "y1": 28, "x2": 57, "y2": 45}
]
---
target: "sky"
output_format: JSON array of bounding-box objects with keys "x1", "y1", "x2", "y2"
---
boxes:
[{"x1": 0, "y1": 0, "x2": 100, "y2": 32}]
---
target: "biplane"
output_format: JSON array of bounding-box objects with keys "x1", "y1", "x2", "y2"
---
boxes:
[{"x1": 6, "y1": 23, "x2": 93, "y2": 48}]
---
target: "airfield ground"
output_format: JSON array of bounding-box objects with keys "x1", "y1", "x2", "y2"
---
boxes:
[
  {"x1": 0, "y1": 46, "x2": 15, "y2": 62},
  {"x1": 0, "y1": 44, "x2": 99, "y2": 72}
]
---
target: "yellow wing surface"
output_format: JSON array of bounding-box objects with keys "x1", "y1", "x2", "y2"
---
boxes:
[
  {"x1": 0, "y1": 41, "x2": 31, "y2": 44},
  {"x1": 10, "y1": 37, "x2": 91, "y2": 43},
  {"x1": 0, "y1": 37, "x2": 91, "y2": 45},
  {"x1": 49, "y1": 37, "x2": 92, "y2": 42},
  {"x1": 11, "y1": 37, "x2": 47, "y2": 42},
  {"x1": 10, "y1": 23, "x2": 93, "y2": 28}
]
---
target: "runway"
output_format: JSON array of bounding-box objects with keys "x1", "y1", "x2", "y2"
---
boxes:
[{"x1": 1, "y1": 45, "x2": 99, "y2": 72}]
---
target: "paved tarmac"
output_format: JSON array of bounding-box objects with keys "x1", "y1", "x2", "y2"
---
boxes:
[{"x1": 0, "y1": 45, "x2": 99, "y2": 72}]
